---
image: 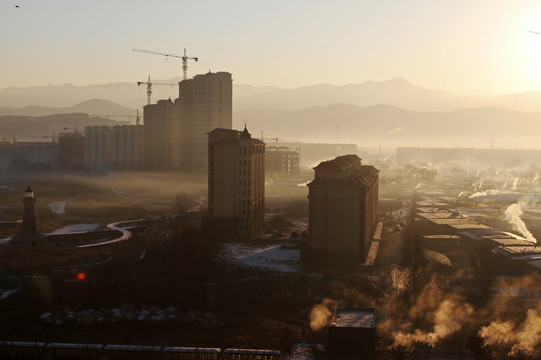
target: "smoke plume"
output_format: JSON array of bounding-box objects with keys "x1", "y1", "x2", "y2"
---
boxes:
[{"x1": 504, "y1": 202, "x2": 537, "y2": 243}]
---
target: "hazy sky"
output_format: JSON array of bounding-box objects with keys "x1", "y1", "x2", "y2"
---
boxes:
[{"x1": 2, "y1": 0, "x2": 541, "y2": 95}]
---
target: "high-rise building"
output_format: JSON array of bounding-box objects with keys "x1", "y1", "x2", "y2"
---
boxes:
[
  {"x1": 84, "y1": 126, "x2": 112, "y2": 171},
  {"x1": 112, "y1": 125, "x2": 144, "y2": 169},
  {"x1": 307, "y1": 155, "x2": 379, "y2": 260},
  {"x1": 179, "y1": 72, "x2": 232, "y2": 170},
  {"x1": 207, "y1": 127, "x2": 265, "y2": 239},
  {"x1": 143, "y1": 99, "x2": 181, "y2": 169},
  {"x1": 58, "y1": 132, "x2": 84, "y2": 169}
]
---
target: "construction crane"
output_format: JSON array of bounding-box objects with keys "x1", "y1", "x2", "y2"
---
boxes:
[
  {"x1": 260, "y1": 131, "x2": 279, "y2": 142},
  {"x1": 137, "y1": 75, "x2": 176, "y2": 105},
  {"x1": 63, "y1": 122, "x2": 79, "y2": 134},
  {"x1": 132, "y1": 48, "x2": 198, "y2": 80}
]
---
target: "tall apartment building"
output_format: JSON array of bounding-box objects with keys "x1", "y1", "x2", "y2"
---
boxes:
[
  {"x1": 179, "y1": 72, "x2": 233, "y2": 170},
  {"x1": 143, "y1": 99, "x2": 181, "y2": 169},
  {"x1": 84, "y1": 126, "x2": 112, "y2": 171},
  {"x1": 112, "y1": 125, "x2": 144, "y2": 169},
  {"x1": 207, "y1": 127, "x2": 265, "y2": 239},
  {"x1": 58, "y1": 132, "x2": 84, "y2": 169},
  {"x1": 307, "y1": 155, "x2": 379, "y2": 260}
]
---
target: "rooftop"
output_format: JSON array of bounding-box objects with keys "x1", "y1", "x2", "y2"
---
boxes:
[{"x1": 331, "y1": 309, "x2": 376, "y2": 329}]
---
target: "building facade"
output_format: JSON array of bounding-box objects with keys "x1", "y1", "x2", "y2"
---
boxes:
[
  {"x1": 143, "y1": 99, "x2": 181, "y2": 169},
  {"x1": 112, "y1": 125, "x2": 144, "y2": 169},
  {"x1": 265, "y1": 146, "x2": 300, "y2": 174},
  {"x1": 307, "y1": 155, "x2": 378, "y2": 259},
  {"x1": 84, "y1": 126, "x2": 112, "y2": 171},
  {"x1": 58, "y1": 132, "x2": 84, "y2": 169},
  {"x1": 179, "y1": 72, "x2": 233, "y2": 170},
  {"x1": 10, "y1": 141, "x2": 58, "y2": 169},
  {"x1": 207, "y1": 127, "x2": 265, "y2": 239}
]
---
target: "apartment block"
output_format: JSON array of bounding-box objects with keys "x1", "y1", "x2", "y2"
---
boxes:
[{"x1": 207, "y1": 127, "x2": 265, "y2": 239}]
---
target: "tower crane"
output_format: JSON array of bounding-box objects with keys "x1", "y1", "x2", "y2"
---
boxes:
[
  {"x1": 132, "y1": 48, "x2": 199, "y2": 80},
  {"x1": 137, "y1": 75, "x2": 176, "y2": 105}
]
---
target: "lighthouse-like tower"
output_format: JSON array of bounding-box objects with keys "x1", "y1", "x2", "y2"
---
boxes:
[{"x1": 20, "y1": 186, "x2": 38, "y2": 237}]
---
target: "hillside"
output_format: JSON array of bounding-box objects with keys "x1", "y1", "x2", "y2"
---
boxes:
[
  {"x1": 0, "y1": 113, "x2": 128, "y2": 140},
  {"x1": 0, "y1": 99, "x2": 136, "y2": 117},
  {"x1": 234, "y1": 78, "x2": 459, "y2": 111},
  {"x1": 3, "y1": 78, "x2": 541, "y2": 113},
  {"x1": 234, "y1": 104, "x2": 541, "y2": 149}
]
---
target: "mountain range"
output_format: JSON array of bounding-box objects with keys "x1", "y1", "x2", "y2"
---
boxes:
[
  {"x1": 0, "y1": 99, "x2": 134, "y2": 117},
  {"x1": 234, "y1": 104, "x2": 541, "y2": 149},
  {"x1": 3, "y1": 77, "x2": 541, "y2": 112},
  {"x1": 0, "y1": 113, "x2": 127, "y2": 141},
  {"x1": 2, "y1": 78, "x2": 541, "y2": 149}
]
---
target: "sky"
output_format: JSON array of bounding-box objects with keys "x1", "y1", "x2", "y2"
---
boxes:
[{"x1": 2, "y1": 0, "x2": 541, "y2": 95}]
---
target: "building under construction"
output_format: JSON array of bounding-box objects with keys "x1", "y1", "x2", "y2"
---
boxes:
[{"x1": 265, "y1": 146, "x2": 299, "y2": 174}]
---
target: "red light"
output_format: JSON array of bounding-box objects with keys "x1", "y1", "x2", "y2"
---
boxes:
[{"x1": 76, "y1": 272, "x2": 86, "y2": 280}]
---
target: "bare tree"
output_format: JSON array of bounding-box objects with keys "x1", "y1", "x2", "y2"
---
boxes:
[{"x1": 174, "y1": 193, "x2": 192, "y2": 214}]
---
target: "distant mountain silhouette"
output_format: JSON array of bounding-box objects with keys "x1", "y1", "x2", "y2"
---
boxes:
[
  {"x1": 0, "y1": 81, "x2": 278, "y2": 110},
  {"x1": 235, "y1": 103, "x2": 541, "y2": 149},
  {"x1": 235, "y1": 77, "x2": 461, "y2": 111},
  {"x1": 3, "y1": 78, "x2": 541, "y2": 113},
  {"x1": 233, "y1": 84, "x2": 281, "y2": 98},
  {"x1": 0, "y1": 99, "x2": 135, "y2": 117},
  {"x1": 0, "y1": 113, "x2": 128, "y2": 141}
]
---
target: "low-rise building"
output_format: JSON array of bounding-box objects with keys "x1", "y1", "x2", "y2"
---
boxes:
[{"x1": 265, "y1": 146, "x2": 299, "y2": 174}]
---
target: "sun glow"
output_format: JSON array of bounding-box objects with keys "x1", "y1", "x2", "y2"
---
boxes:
[{"x1": 511, "y1": 5, "x2": 541, "y2": 92}]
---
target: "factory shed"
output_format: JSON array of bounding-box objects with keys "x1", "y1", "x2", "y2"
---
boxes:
[{"x1": 327, "y1": 309, "x2": 376, "y2": 357}]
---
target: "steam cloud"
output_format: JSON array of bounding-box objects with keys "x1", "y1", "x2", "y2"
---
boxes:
[
  {"x1": 511, "y1": 178, "x2": 519, "y2": 190},
  {"x1": 390, "y1": 293, "x2": 473, "y2": 350},
  {"x1": 504, "y1": 202, "x2": 537, "y2": 243},
  {"x1": 480, "y1": 303, "x2": 541, "y2": 357},
  {"x1": 309, "y1": 298, "x2": 335, "y2": 331}
]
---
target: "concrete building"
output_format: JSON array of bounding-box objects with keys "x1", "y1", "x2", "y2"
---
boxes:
[
  {"x1": 84, "y1": 126, "x2": 112, "y2": 171},
  {"x1": 307, "y1": 155, "x2": 378, "y2": 260},
  {"x1": 112, "y1": 125, "x2": 144, "y2": 169},
  {"x1": 328, "y1": 309, "x2": 376, "y2": 356},
  {"x1": 0, "y1": 141, "x2": 12, "y2": 168},
  {"x1": 274, "y1": 142, "x2": 357, "y2": 168},
  {"x1": 265, "y1": 146, "x2": 300, "y2": 174},
  {"x1": 58, "y1": 132, "x2": 84, "y2": 169},
  {"x1": 143, "y1": 99, "x2": 181, "y2": 169},
  {"x1": 179, "y1": 72, "x2": 233, "y2": 170},
  {"x1": 207, "y1": 127, "x2": 265, "y2": 239},
  {"x1": 10, "y1": 141, "x2": 58, "y2": 169}
]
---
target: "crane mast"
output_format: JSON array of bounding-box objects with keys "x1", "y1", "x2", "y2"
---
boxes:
[
  {"x1": 132, "y1": 48, "x2": 199, "y2": 80},
  {"x1": 137, "y1": 75, "x2": 176, "y2": 105}
]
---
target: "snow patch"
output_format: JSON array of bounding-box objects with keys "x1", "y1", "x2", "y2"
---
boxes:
[
  {"x1": 48, "y1": 201, "x2": 66, "y2": 215},
  {"x1": 222, "y1": 243, "x2": 301, "y2": 273},
  {"x1": 49, "y1": 223, "x2": 99, "y2": 235}
]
